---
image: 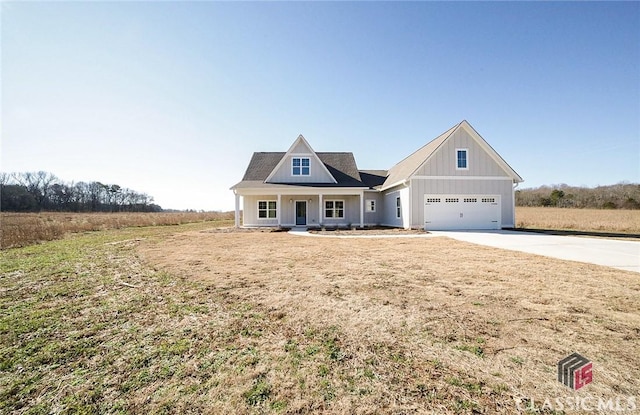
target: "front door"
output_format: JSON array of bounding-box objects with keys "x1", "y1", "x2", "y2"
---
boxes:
[{"x1": 295, "y1": 201, "x2": 307, "y2": 225}]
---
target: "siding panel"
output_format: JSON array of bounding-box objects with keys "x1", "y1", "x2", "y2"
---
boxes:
[
  {"x1": 363, "y1": 192, "x2": 383, "y2": 225},
  {"x1": 268, "y1": 155, "x2": 334, "y2": 183},
  {"x1": 242, "y1": 195, "x2": 279, "y2": 227},
  {"x1": 416, "y1": 128, "x2": 508, "y2": 177},
  {"x1": 382, "y1": 186, "x2": 409, "y2": 228}
]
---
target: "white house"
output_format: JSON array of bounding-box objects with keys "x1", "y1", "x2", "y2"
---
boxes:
[{"x1": 231, "y1": 120, "x2": 523, "y2": 230}]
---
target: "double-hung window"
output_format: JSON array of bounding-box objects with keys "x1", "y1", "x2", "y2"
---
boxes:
[
  {"x1": 456, "y1": 149, "x2": 468, "y2": 170},
  {"x1": 365, "y1": 199, "x2": 376, "y2": 212},
  {"x1": 325, "y1": 200, "x2": 344, "y2": 218},
  {"x1": 292, "y1": 157, "x2": 310, "y2": 176},
  {"x1": 396, "y1": 197, "x2": 401, "y2": 218},
  {"x1": 258, "y1": 200, "x2": 277, "y2": 219}
]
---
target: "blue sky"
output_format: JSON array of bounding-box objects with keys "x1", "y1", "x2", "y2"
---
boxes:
[{"x1": 2, "y1": 1, "x2": 639, "y2": 211}]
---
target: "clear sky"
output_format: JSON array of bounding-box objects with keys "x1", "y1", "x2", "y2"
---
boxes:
[{"x1": 2, "y1": 1, "x2": 639, "y2": 211}]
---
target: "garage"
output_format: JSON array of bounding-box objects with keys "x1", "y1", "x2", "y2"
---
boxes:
[{"x1": 424, "y1": 194, "x2": 501, "y2": 230}]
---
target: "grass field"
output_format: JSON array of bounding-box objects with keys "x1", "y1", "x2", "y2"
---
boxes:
[
  {"x1": 516, "y1": 207, "x2": 640, "y2": 234},
  {"x1": 0, "y1": 211, "x2": 234, "y2": 249},
  {"x1": 1, "y1": 222, "x2": 638, "y2": 414}
]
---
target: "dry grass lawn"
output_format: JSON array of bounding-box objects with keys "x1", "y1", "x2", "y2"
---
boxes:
[
  {"x1": 516, "y1": 207, "x2": 640, "y2": 234},
  {"x1": 1, "y1": 223, "x2": 638, "y2": 414},
  {"x1": 135, "y1": 229, "x2": 639, "y2": 413},
  {"x1": 0, "y1": 211, "x2": 234, "y2": 249}
]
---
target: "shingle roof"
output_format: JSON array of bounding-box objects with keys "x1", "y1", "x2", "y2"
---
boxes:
[
  {"x1": 358, "y1": 170, "x2": 388, "y2": 188},
  {"x1": 232, "y1": 151, "x2": 369, "y2": 188},
  {"x1": 381, "y1": 122, "x2": 459, "y2": 190},
  {"x1": 240, "y1": 152, "x2": 285, "y2": 181},
  {"x1": 316, "y1": 152, "x2": 363, "y2": 186},
  {"x1": 233, "y1": 121, "x2": 522, "y2": 192}
]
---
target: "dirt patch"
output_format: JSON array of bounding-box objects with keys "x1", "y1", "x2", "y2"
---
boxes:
[{"x1": 137, "y1": 228, "x2": 640, "y2": 413}]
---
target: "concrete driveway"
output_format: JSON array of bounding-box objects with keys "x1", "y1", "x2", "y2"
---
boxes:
[{"x1": 430, "y1": 230, "x2": 640, "y2": 273}]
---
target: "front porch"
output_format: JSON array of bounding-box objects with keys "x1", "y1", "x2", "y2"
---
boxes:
[{"x1": 234, "y1": 189, "x2": 367, "y2": 228}]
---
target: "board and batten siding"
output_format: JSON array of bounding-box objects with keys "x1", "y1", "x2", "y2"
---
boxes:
[
  {"x1": 382, "y1": 186, "x2": 410, "y2": 228},
  {"x1": 409, "y1": 178, "x2": 515, "y2": 228},
  {"x1": 320, "y1": 195, "x2": 361, "y2": 226},
  {"x1": 416, "y1": 127, "x2": 509, "y2": 177},
  {"x1": 242, "y1": 195, "x2": 279, "y2": 227},
  {"x1": 267, "y1": 148, "x2": 334, "y2": 184},
  {"x1": 278, "y1": 196, "x2": 321, "y2": 226},
  {"x1": 363, "y1": 191, "x2": 383, "y2": 225}
]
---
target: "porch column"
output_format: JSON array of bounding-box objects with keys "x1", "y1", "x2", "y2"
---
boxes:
[
  {"x1": 359, "y1": 191, "x2": 364, "y2": 228},
  {"x1": 234, "y1": 193, "x2": 240, "y2": 228},
  {"x1": 318, "y1": 194, "x2": 323, "y2": 226},
  {"x1": 277, "y1": 194, "x2": 281, "y2": 226}
]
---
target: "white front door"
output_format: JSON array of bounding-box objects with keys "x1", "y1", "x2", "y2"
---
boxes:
[{"x1": 424, "y1": 195, "x2": 500, "y2": 230}]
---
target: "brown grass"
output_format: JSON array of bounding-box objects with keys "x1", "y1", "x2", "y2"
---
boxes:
[
  {"x1": 0, "y1": 211, "x2": 234, "y2": 249},
  {"x1": 133, "y1": 229, "x2": 640, "y2": 413},
  {"x1": 516, "y1": 206, "x2": 640, "y2": 234}
]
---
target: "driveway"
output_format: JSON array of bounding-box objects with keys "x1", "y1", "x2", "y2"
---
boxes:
[{"x1": 430, "y1": 230, "x2": 640, "y2": 273}]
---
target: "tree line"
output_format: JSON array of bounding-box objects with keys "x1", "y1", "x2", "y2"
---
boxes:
[
  {"x1": 515, "y1": 183, "x2": 640, "y2": 209},
  {"x1": 0, "y1": 171, "x2": 162, "y2": 212}
]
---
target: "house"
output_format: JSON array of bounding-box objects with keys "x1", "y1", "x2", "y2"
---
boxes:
[{"x1": 231, "y1": 120, "x2": 523, "y2": 230}]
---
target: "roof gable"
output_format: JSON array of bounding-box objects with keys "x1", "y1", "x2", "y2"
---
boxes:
[
  {"x1": 382, "y1": 123, "x2": 459, "y2": 190},
  {"x1": 264, "y1": 135, "x2": 337, "y2": 184},
  {"x1": 381, "y1": 120, "x2": 522, "y2": 190}
]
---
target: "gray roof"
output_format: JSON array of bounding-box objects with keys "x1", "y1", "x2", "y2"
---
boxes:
[
  {"x1": 240, "y1": 152, "x2": 285, "y2": 181},
  {"x1": 232, "y1": 151, "x2": 369, "y2": 189},
  {"x1": 233, "y1": 121, "x2": 522, "y2": 192},
  {"x1": 382, "y1": 122, "x2": 459, "y2": 189},
  {"x1": 358, "y1": 170, "x2": 388, "y2": 188}
]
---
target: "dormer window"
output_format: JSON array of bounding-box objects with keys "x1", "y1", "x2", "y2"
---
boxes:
[
  {"x1": 292, "y1": 157, "x2": 310, "y2": 175},
  {"x1": 456, "y1": 149, "x2": 468, "y2": 170}
]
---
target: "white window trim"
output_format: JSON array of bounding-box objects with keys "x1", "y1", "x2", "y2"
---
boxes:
[
  {"x1": 396, "y1": 197, "x2": 401, "y2": 218},
  {"x1": 455, "y1": 148, "x2": 469, "y2": 170},
  {"x1": 324, "y1": 199, "x2": 345, "y2": 219},
  {"x1": 291, "y1": 156, "x2": 311, "y2": 176},
  {"x1": 257, "y1": 200, "x2": 277, "y2": 220},
  {"x1": 365, "y1": 199, "x2": 376, "y2": 212}
]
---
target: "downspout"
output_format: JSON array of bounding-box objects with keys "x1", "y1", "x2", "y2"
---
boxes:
[{"x1": 512, "y1": 181, "x2": 519, "y2": 229}]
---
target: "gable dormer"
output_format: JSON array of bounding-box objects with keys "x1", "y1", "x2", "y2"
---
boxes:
[{"x1": 264, "y1": 135, "x2": 337, "y2": 184}]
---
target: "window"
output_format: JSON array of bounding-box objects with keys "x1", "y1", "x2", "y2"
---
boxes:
[
  {"x1": 292, "y1": 157, "x2": 310, "y2": 175},
  {"x1": 456, "y1": 149, "x2": 468, "y2": 170},
  {"x1": 426, "y1": 198, "x2": 441, "y2": 203},
  {"x1": 366, "y1": 199, "x2": 376, "y2": 212},
  {"x1": 445, "y1": 198, "x2": 459, "y2": 203},
  {"x1": 258, "y1": 200, "x2": 277, "y2": 219},
  {"x1": 482, "y1": 197, "x2": 496, "y2": 203},
  {"x1": 325, "y1": 200, "x2": 344, "y2": 218},
  {"x1": 396, "y1": 197, "x2": 401, "y2": 218},
  {"x1": 463, "y1": 198, "x2": 477, "y2": 203}
]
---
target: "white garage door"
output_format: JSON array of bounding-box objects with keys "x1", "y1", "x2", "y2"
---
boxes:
[{"x1": 424, "y1": 194, "x2": 501, "y2": 230}]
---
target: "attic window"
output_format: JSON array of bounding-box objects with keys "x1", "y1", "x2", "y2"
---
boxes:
[
  {"x1": 456, "y1": 149, "x2": 468, "y2": 170},
  {"x1": 292, "y1": 157, "x2": 310, "y2": 176}
]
